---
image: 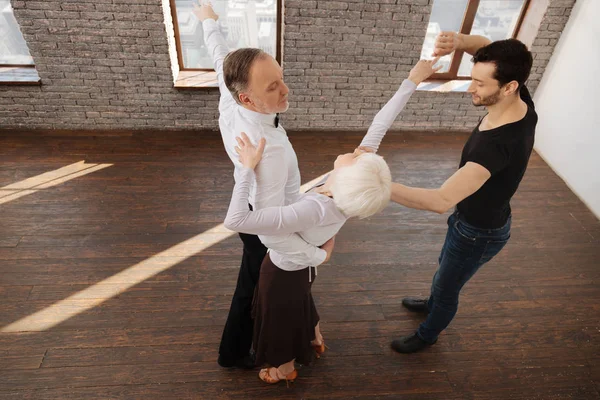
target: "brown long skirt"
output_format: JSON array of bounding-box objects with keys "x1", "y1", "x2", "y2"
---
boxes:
[{"x1": 252, "y1": 254, "x2": 319, "y2": 367}]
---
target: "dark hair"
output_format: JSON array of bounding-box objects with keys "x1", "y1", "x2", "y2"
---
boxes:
[
  {"x1": 472, "y1": 39, "x2": 533, "y2": 90},
  {"x1": 223, "y1": 48, "x2": 267, "y2": 105}
]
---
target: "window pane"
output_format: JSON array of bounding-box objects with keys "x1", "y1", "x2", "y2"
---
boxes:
[
  {"x1": 458, "y1": 0, "x2": 526, "y2": 77},
  {"x1": 0, "y1": 0, "x2": 35, "y2": 65},
  {"x1": 421, "y1": 0, "x2": 469, "y2": 74},
  {"x1": 174, "y1": 0, "x2": 278, "y2": 70}
]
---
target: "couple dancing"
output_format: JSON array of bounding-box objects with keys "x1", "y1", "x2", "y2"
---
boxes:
[{"x1": 196, "y1": 3, "x2": 537, "y2": 386}]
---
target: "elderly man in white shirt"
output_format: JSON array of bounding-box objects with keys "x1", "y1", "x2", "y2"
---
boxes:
[{"x1": 194, "y1": 4, "x2": 328, "y2": 369}]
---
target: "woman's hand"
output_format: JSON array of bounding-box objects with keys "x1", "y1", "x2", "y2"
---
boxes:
[
  {"x1": 320, "y1": 236, "x2": 336, "y2": 263},
  {"x1": 408, "y1": 57, "x2": 442, "y2": 85},
  {"x1": 235, "y1": 132, "x2": 266, "y2": 170}
]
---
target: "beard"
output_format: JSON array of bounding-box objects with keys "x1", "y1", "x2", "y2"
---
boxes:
[
  {"x1": 472, "y1": 90, "x2": 501, "y2": 107},
  {"x1": 253, "y1": 96, "x2": 289, "y2": 114},
  {"x1": 278, "y1": 99, "x2": 290, "y2": 113}
]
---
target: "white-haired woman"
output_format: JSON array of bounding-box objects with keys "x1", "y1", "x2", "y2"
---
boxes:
[{"x1": 223, "y1": 58, "x2": 441, "y2": 385}]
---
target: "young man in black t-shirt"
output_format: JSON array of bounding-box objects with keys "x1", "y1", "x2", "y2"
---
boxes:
[{"x1": 390, "y1": 33, "x2": 537, "y2": 353}]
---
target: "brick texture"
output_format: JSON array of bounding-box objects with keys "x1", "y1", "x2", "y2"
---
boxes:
[{"x1": 0, "y1": 0, "x2": 577, "y2": 131}]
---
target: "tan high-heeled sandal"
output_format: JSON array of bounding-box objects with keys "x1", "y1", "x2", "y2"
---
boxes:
[
  {"x1": 259, "y1": 367, "x2": 298, "y2": 388},
  {"x1": 312, "y1": 340, "x2": 327, "y2": 358}
]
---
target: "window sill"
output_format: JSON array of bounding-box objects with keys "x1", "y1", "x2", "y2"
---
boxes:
[
  {"x1": 417, "y1": 80, "x2": 471, "y2": 93},
  {"x1": 174, "y1": 70, "x2": 218, "y2": 89},
  {"x1": 0, "y1": 67, "x2": 41, "y2": 85}
]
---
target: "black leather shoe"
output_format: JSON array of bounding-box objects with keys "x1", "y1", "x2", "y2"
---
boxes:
[
  {"x1": 391, "y1": 332, "x2": 436, "y2": 354},
  {"x1": 402, "y1": 297, "x2": 430, "y2": 315},
  {"x1": 218, "y1": 353, "x2": 256, "y2": 369}
]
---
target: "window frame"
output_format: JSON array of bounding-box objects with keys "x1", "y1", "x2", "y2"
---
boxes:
[
  {"x1": 0, "y1": 64, "x2": 35, "y2": 68},
  {"x1": 168, "y1": 0, "x2": 283, "y2": 73},
  {"x1": 0, "y1": 0, "x2": 40, "y2": 84},
  {"x1": 428, "y1": 0, "x2": 532, "y2": 81},
  {"x1": 0, "y1": 66, "x2": 40, "y2": 85}
]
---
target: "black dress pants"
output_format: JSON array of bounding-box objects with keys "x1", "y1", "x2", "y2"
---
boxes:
[{"x1": 218, "y1": 231, "x2": 268, "y2": 361}]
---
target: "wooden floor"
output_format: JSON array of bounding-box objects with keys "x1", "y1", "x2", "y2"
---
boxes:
[{"x1": 0, "y1": 129, "x2": 598, "y2": 400}]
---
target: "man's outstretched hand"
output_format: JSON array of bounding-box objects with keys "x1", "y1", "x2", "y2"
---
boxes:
[
  {"x1": 193, "y1": 2, "x2": 219, "y2": 22},
  {"x1": 432, "y1": 32, "x2": 462, "y2": 57}
]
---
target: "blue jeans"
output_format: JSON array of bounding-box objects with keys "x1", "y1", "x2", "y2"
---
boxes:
[{"x1": 417, "y1": 211, "x2": 511, "y2": 343}]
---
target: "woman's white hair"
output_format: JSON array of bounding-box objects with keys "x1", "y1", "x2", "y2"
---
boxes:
[{"x1": 329, "y1": 152, "x2": 392, "y2": 219}]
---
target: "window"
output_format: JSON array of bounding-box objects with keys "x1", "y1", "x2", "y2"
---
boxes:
[
  {"x1": 0, "y1": 0, "x2": 40, "y2": 84},
  {"x1": 169, "y1": 0, "x2": 281, "y2": 88},
  {"x1": 421, "y1": 0, "x2": 530, "y2": 81}
]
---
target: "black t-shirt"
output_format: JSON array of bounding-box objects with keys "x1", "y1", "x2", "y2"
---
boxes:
[{"x1": 456, "y1": 86, "x2": 538, "y2": 229}]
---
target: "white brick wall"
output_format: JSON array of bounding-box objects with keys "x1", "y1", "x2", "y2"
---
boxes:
[{"x1": 0, "y1": 0, "x2": 576, "y2": 131}]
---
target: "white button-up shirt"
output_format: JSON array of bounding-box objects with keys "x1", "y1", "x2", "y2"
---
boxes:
[{"x1": 203, "y1": 18, "x2": 327, "y2": 267}]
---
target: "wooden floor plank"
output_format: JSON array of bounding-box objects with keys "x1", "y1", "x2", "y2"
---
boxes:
[
  {"x1": 17, "y1": 280, "x2": 597, "y2": 304},
  {"x1": 0, "y1": 285, "x2": 32, "y2": 302},
  {"x1": 0, "y1": 350, "x2": 44, "y2": 370}
]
